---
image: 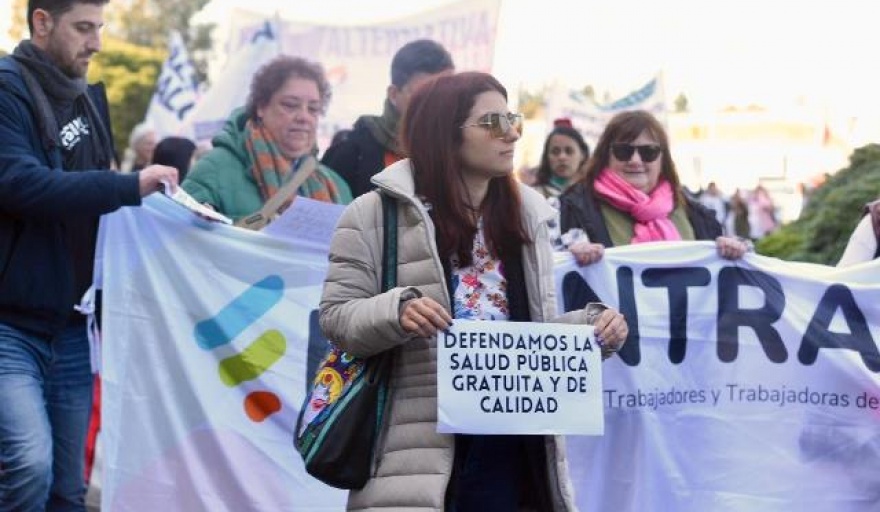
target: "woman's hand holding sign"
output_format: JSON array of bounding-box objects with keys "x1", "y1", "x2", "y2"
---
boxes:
[
  {"x1": 592, "y1": 308, "x2": 628, "y2": 360},
  {"x1": 400, "y1": 296, "x2": 453, "y2": 338}
]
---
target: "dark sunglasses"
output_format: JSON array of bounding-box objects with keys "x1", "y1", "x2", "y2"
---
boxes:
[
  {"x1": 611, "y1": 143, "x2": 662, "y2": 163},
  {"x1": 461, "y1": 112, "x2": 524, "y2": 139}
]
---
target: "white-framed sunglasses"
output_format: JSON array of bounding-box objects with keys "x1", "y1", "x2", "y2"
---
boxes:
[{"x1": 461, "y1": 112, "x2": 524, "y2": 139}]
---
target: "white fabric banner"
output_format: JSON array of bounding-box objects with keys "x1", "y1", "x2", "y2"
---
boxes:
[
  {"x1": 557, "y1": 242, "x2": 880, "y2": 512},
  {"x1": 544, "y1": 75, "x2": 666, "y2": 146},
  {"x1": 437, "y1": 320, "x2": 602, "y2": 435},
  {"x1": 144, "y1": 31, "x2": 200, "y2": 138},
  {"x1": 98, "y1": 202, "x2": 880, "y2": 510},
  {"x1": 181, "y1": 0, "x2": 501, "y2": 149},
  {"x1": 99, "y1": 195, "x2": 346, "y2": 511}
]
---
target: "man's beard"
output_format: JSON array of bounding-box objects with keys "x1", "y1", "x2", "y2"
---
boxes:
[{"x1": 47, "y1": 37, "x2": 89, "y2": 78}]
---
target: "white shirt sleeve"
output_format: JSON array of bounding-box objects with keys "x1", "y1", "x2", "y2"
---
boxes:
[{"x1": 837, "y1": 216, "x2": 878, "y2": 267}]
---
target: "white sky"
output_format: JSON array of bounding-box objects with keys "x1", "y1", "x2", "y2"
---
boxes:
[
  {"x1": 194, "y1": 0, "x2": 880, "y2": 117},
  {"x1": 2, "y1": 0, "x2": 879, "y2": 116}
]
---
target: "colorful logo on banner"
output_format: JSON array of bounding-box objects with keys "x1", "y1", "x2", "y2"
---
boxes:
[{"x1": 193, "y1": 275, "x2": 286, "y2": 422}]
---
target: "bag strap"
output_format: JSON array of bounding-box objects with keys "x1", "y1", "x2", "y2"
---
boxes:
[
  {"x1": 368, "y1": 192, "x2": 398, "y2": 377},
  {"x1": 235, "y1": 156, "x2": 319, "y2": 230},
  {"x1": 380, "y1": 192, "x2": 398, "y2": 291}
]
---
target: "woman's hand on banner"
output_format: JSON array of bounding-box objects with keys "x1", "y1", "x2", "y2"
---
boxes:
[
  {"x1": 570, "y1": 241, "x2": 605, "y2": 266},
  {"x1": 715, "y1": 236, "x2": 752, "y2": 260}
]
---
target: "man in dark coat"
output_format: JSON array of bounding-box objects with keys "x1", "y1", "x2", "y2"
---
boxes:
[
  {"x1": 0, "y1": 1, "x2": 178, "y2": 509},
  {"x1": 321, "y1": 38, "x2": 454, "y2": 198}
]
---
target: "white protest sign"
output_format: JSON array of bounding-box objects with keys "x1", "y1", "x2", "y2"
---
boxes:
[
  {"x1": 261, "y1": 196, "x2": 344, "y2": 248},
  {"x1": 437, "y1": 319, "x2": 603, "y2": 435}
]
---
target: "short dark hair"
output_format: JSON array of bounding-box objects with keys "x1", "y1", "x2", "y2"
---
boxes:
[
  {"x1": 390, "y1": 39, "x2": 454, "y2": 88},
  {"x1": 27, "y1": 0, "x2": 108, "y2": 35},
  {"x1": 246, "y1": 55, "x2": 332, "y2": 121},
  {"x1": 151, "y1": 136, "x2": 197, "y2": 181}
]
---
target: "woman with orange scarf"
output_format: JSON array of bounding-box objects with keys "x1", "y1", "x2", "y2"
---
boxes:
[{"x1": 183, "y1": 56, "x2": 351, "y2": 221}]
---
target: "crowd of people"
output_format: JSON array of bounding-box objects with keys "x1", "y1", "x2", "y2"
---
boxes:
[{"x1": 1, "y1": 0, "x2": 878, "y2": 511}]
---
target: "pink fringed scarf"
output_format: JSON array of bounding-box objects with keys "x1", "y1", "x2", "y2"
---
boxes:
[{"x1": 593, "y1": 168, "x2": 681, "y2": 244}]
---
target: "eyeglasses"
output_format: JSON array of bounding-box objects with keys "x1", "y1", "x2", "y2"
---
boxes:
[
  {"x1": 611, "y1": 143, "x2": 662, "y2": 163},
  {"x1": 461, "y1": 112, "x2": 523, "y2": 139}
]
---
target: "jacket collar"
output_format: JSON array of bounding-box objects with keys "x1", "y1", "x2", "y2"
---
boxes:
[{"x1": 372, "y1": 158, "x2": 557, "y2": 228}]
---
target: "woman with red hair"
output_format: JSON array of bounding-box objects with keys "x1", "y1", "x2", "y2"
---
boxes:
[{"x1": 320, "y1": 71, "x2": 628, "y2": 510}]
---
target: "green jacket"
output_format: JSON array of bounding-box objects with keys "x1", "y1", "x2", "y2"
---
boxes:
[{"x1": 182, "y1": 108, "x2": 352, "y2": 221}]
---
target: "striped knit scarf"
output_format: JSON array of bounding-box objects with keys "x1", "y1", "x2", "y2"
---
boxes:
[{"x1": 245, "y1": 119, "x2": 346, "y2": 206}]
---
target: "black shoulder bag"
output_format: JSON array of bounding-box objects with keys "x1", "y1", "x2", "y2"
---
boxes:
[{"x1": 294, "y1": 192, "x2": 397, "y2": 489}]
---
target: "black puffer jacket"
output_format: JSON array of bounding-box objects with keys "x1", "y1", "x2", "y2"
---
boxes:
[{"x1": 320, "y1": 116, "x2": 388, "y2": 199}]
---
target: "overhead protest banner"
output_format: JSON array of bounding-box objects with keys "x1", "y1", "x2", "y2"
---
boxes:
[
  {"x1": 437, "y1": 319, "x2": 602, "y2": 435},
  {"x1": 143, "y1": 31, "x2": 200, "y2": 138},
  {"x1": 97, "y1": 202, "x2": 880, "y2": 509},
  {"x1": 179, "y1": 27, "x2": 281, "y2": 143},
  {"x1": 557, "y1": 242, "x2": 880, "y2": 511},
  {"x1": 544, "y1": 74, "x2": 667, "y2": 146},
  {"x1": 180, "y1": 0, "x2": 501, "y2": 148}
]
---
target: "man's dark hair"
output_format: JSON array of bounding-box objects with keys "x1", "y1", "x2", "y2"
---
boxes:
[
  {"x1": 390, "y1": 39, "x2": 454, "y2": 88},
  {"x1": 27, "y1": 0, "x2": 108, "y2": 35}
]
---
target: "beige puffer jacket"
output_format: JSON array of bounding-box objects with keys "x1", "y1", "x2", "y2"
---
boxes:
[{"x1": 320, "y1": 159, "x2": 601, "y2": 511}]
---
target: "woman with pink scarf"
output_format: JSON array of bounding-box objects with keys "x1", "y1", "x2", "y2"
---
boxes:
[{"x1": 558, "y1": 110, "x2": 749, "y2": 266}]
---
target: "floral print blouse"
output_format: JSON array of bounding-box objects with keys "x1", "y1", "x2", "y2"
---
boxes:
[{"x1": 451, "y1": 219, "x2": 509, "y2": 320}]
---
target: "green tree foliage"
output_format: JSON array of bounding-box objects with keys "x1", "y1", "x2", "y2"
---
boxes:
[
  {"x1": 86, "y1": 37, "x2": 165, "y2": 154},
  {"x1": 518, "y1": 87, "x2": 546, "y2": 119},
  {"x1": 756, "y1": 144, "x2": 880, "y2": 264},
  {"x1": 8, "y1": 0, "x2": 27, "y2": 43},
  {"x1": 107, "y1": 0, "x2": 214, "y2": 83},
  {"x1": 582, "y1": 85, "x2": 595, "y2": 100},
  {"x1": 674, "y1": 92, "x2": 689, "y2": 113}
]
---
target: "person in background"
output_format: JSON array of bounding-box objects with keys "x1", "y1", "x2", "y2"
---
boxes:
[
  {"x1": 559, "y1": 110, "x2": 749, "y2": 268},
  {"x1": 699, "y1": 181, "x2": 728, "y2": 230},
  {"x1": 749, "y1": 184, "x2": 778, "y2": 239},
  {"x1": 122, "y1": 121, "x2": 157, "y2": 172},
  {"x1": 321, "y1": 38, "x2": 454, "y2": 198},
  {"x1": 320, "y1": 71, "x2": 628, "y2": 511},
  {"x1": 838, "y1": 199, "x2": 880, "y2": 265},
  {"x1": 151, "y1": 136, "x2": 197, "y2": 182},
  {"x1": 327, "y1": 127, "x2": 351, "y2": 149},
  {"x1": 532, "y1": 124, "x2": 590, "y2": 200},
  {"x1": 0, "y1": 0, "x2": 178, "y2": 509},
  {"x1": 182, "y1": 55, "x2": 352, "y2": 221},
  {"x1": 728, "y1": 188, "x2": 751, "y2": 239}
]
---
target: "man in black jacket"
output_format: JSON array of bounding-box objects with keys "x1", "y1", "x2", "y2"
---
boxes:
[
  {"x1": 321, "y1": 39, "x2": 454, "y2": 198},
  {"x1": 0, "y1": 1, "x2": 178, "y2": 509}
]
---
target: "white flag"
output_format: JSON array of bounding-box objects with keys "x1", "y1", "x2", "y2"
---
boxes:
[
  {"x1": 545, "y1": 74, "x2": 667, "y2": 146},
  {"x1": 144, "y1": 31, "x2": 200, "y2": 138}
]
